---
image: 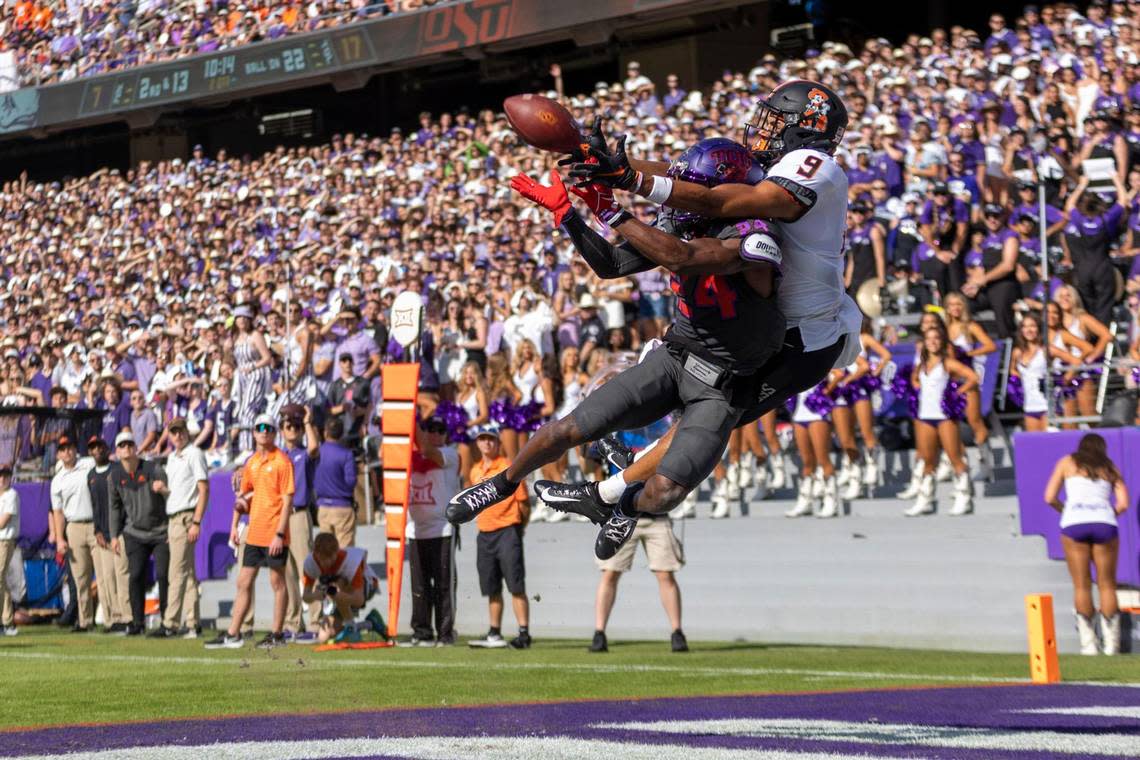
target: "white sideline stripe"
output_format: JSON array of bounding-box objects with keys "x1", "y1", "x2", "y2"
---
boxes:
[
  {"x1": 381, "y1": 435, "x2": 410, "y2": 445},
  {"x1": 595, "y1": 718, "x2": 1140, "y2": 756},
  {"x1": 1015, "y1": 706, "x2": 1140, "y2": 719},
  {"x1": 0, "y1": 650, "x2": 1028, "y2": 682},
  {"x1": 7, "y1": 735, "x2": 924, "y2": 760},
  {"x1": 381, "y1": 401, "x2": 415, "y2": 411}
]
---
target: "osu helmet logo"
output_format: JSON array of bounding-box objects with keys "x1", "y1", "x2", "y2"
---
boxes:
[{"x1": 802, "y1": 88, "x2": 831, "y2": 132}]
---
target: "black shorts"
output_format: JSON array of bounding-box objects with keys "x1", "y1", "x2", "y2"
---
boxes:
[
  {"x1": 243, "y1": 543, "x2": 288, "y2": 569},
  {"x1": 739, "y1": 328, "x2": 847, "y2": 425},
  {"x1": 476, "y1": 525, "x2": 526, "y2": 597},
  {"x1": 571, "y1": 344, "x2": 753, "y2": 488}
]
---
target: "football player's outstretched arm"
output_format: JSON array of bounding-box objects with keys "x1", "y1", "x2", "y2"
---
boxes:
[
  {"x1": 656, "y1": 178, "x2": 805, "y2": 222},
  {"x1": 559, "y1": 213, "x2": 656, "y2": 279}
]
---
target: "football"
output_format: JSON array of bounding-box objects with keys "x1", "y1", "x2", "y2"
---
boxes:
[
  {"x1": 503, "y1": 94, "x2": 583, "y2": 154},
  {"x1": 234, "y1": 494, "x2": 250, "y2": 515}
]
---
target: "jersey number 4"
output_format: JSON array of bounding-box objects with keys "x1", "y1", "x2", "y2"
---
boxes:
[{"x1": 672, "y1": 275, "x2": 738, "y2": 319}]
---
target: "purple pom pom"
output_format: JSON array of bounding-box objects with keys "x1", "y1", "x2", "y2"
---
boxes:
[
  {"x1": 489, "y1": 398, "x2": 511, "y2": 425},
  {"x1": 890, "y1": 363, "x2": 919, "y2": 417},
  {"x1": 435, "y1": 400, "x2": 470, "y2": 444},
  {"x1": 941, "y1": 380, "x2": 967, "y2": 420},
  {"x1": 863, "y1": 374, "x2": 883, "y2": 393},
  {"x1": 1051, "y1": 372, "x2": 1079, "y2": 400},
  {"x1": 1132, "y1": 366, "x2": 1140, "y2": 385},
  {"x1": 1006, "y1": 374, "x2": 1025, "y2": 408},
  {"x1": 804, "y1": 384, "x2": 835, "y2": 416}
]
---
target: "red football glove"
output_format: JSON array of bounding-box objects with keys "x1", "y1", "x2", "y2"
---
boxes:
[
  {"x1": 570, "y1": 183, "x2": 631, "y2": 227},
  {"x1": 509, "y1": 169, "x2": 573, "y2": 227}
]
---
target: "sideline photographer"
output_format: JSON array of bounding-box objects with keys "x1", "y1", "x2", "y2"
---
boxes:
[{"x1": 301, "y1": 532, "x2": 383, "y2": 644}]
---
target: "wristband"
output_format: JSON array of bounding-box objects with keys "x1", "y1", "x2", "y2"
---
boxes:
[
  {"x1": 645, "y1": 176, "x2": 674, "y2": 205},
  {"x1": 600, "y1": 209, "x2": 633, "y2": 227},
  {"x1": 192, "y1": 520, "x2": 201, "y2": 526},
  {"x1": 276, "y1": 531, "x2": 286, "y2": 539}
]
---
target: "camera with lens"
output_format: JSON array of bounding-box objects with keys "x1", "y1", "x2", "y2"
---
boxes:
[{"x1": 318, "y1": 574, "x2": 339, "y2": 596}]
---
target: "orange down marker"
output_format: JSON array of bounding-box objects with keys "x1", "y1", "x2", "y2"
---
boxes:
[
  {"x1": 1025, "y1": 593, "x2": 1060, "y2": 684},
  {"x1": 381, "y1": 363, "x2": 420, "y2": 641}
]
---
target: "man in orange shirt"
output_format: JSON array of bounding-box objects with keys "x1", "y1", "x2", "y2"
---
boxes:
[
  {"x1": 466, "y1": 425, "x2": 532, "y2": 649},
  {"x1": 205, "y1": 414, "x2": 294, "y2": 650}
]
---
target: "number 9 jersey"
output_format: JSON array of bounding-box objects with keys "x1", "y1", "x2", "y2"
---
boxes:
[{"x1": 764, "y1": 148, "x2": 863, "y2": 366}]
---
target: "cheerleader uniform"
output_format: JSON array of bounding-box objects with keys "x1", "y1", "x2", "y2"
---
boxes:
[
  {"x1": 916, "y1": 360, "x2": 949, "y2": 425},
  {"x1": 270, "y1": 331, "x2": 319, "y2": 419},
  {"x1": 1017, "y1": 347, "x2": 1049, "y2": 419},
  {"x1": 791, "y1": 387, "x2": 825, "y2": 427},
  {"x1": 459, "y1": 389, "x2": 481, "y2": 424},
  {"x1": 951, "y1": 332, "x2": 986, "y2": 387},
  {"x1": 1060, "y1": 475, "x2": 1118, "y2": 544},
  {"x1": 509, "y1": 364, "x2": 541, "y2": 432},
  {"x1": 556, "y1": 375, "x2": 582, "y2": 420}
]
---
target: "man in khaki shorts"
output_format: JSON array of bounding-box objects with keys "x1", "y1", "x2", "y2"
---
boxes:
[{"x1": 590, "y1": 513, "x2": 688, "y2": 653}]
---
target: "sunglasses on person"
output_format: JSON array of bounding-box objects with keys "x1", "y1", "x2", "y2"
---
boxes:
[
  {"x1": 281, "y1": 421, "x2": 301, "y2": 430},
  {"x1": 420, "y1": 421, "x2": 448, "y2": 435},
  {"x1": 116, "y1": 441, "x2": 135, "y2": 449},
  {"x1": 984, "y1": 211, "x2": 1003, "y2": 219},
  {"x1": 254, "y1": 423, "x2": 276, "y2": 433}
]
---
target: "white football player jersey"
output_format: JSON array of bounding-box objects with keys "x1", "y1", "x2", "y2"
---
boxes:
[{"x1": 765, "y1": 147, "x2": 862, "y2": 366}]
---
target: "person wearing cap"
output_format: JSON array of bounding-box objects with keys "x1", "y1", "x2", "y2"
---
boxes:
[
  {"x1": 128, "y1": 387, "x2": 160, "y2": 457},
  {"x1": 0, "y1": 465, "x2": 19, "y2": 636},
  {"x1": 327, "y1": 351, "x2": 371, "y2": 454},
  {"x1": 575, "y1": 293, "x2": 606, "y2": 370},
  {"x1": 107, "y1": 430, "x2": 171, "y2": 637},
  {"x1": 405, "y1": 415, "x2": 459, "y2": 646},
  {"x1": 49, "y1": 435, "x2": 98, "y2": 632},
  {"x1": 86, "y1": 435, "x2": 131, "y2": 634},
  {"x1": 961, "y1": 204, "x2": 1023, "y2": 338},
  {"x1": 466, "y1": 424, "x2": 531, "y2": 650},
  {"x1": 844, "y1": 200, "x2": 886, "y2": 294},
  {"x1": 279, "y1": 403, "x2": 321, "y2": 639},
  {"x1": 917, "y1": 181, "x2": 969, "y2": 296},
  {"x1": 205, "y1": 413, "x2": 293, "y2": 650},
  {"x1": 160, "y1": 417, "x2": 209, "y2": 639}
]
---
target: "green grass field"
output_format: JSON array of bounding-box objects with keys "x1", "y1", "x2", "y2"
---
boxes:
[{"x1": 2, "y1": 628, "x2": 1139, "y2": 731}]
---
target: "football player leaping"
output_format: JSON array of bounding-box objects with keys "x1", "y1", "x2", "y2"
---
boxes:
[
  {"x1": 446, "y1": 138, "x2": 787, "y2": 560},
  {"x1": 540, "y1": 81, "x2": 863, "y2": 533}
]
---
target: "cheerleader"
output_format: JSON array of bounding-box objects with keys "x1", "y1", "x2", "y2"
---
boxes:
[
  {"x1": 541, "y1": 347, "x2": 585, "y2": 521},
  {"x1": 1055, "y1": 285, "x2": 1113, "y2": 422},
  {"x1": 454, "y1": 361, "x2": 489, "y2": 485},
  {"x1": 1129, "y1": 336, "x2": 1140, "y2": 426},
  {"x1": 785, "y1": 384, "x2": 839, "y2": 518},
  {"x1": 853, "y1": 319, "x2": 892, "y2": 489},
  {"x1": 759, "y1": 410, "x2": 787, "y2": 490},
  {"x1": 944, "y1": 293, "x2": 998, "y2": 478},
  {"x1": 904, "y1": 328, "x2": 978, "y2": 517},
  {"x1": 736, "y1": 420, "x2": 772, "y2": 499},
  {"x1": 510, "y1": 338, "x2": 549, "y2": 452},
  {"x1": 485, "y1": 354, "x2": 522, "y2": 459},
  {"x1": 1046, "y1": 302, "x2": 1096, "y2": 428},
  {"x1": 1010, "y1": 313, "x2": 1082, "y2": 432},
  {"x1": 828, "y1": 355, "x2": 870, "y2": 501}
]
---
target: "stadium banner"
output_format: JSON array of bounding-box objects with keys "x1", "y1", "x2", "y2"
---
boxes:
[{"x1": 0, "y1": 0, "x2": 732, "y2": 138}]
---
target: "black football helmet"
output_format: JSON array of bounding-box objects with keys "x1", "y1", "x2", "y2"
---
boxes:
[{"x1": 743, "y1": 80, "x2": 848, "y2": 165}]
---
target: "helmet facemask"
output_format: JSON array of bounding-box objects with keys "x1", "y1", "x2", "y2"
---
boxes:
[{"x1": 743, "y1": 101, "x2": 787, "y2": 165}]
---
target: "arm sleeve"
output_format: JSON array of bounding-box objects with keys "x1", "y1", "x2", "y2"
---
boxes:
[
  {"x1": 558, "y1": 212, "x2": 656, "y2": 278},
  {"x1": 343, "y1": 451, "x2": 357, "y2": 488}
]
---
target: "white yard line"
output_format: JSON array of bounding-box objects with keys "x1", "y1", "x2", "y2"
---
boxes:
[{"x1": 0, "y1": 649, "x2": 1029, "y2": 684}]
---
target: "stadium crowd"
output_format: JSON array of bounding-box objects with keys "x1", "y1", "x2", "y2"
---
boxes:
[
  {"x1": 0, "y1": 5, "x2": 1139, "y2": 519},
  {"x1": 0, "y1": 0, "x2": 457, "y2": 89}
]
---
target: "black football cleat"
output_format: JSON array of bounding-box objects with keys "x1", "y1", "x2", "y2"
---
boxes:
[
  {"x1": 535, "y1": 480, "x2": 613, "y2": 525},
  {"x1": 446, "y1": 472, "x2": 517, "y2": 524},
  {"x1": 596, "y1": 435, "x2": 635, "y2": 470},
  {"x1": 595, "y1": 483, "x2": 644, "y2": 560}
]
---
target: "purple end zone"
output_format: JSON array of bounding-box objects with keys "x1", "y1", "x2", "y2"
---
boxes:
[{"x1": 2, "y1": 684, "x2": 1138, "y2": 759}]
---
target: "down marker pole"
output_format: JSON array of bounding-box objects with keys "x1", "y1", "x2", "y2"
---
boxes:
[{"x1": 1025, "y1": 593, "x2": 1061, "y2": 684}]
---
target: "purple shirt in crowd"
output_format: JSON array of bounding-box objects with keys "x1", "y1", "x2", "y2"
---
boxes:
[{"x1": 313, "y1": 441, "x2": 357, "y2": 507}]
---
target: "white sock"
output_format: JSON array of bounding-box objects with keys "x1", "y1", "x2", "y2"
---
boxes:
[{"x1": 597, "y1": 473, "x2": 628, "y2": 504}]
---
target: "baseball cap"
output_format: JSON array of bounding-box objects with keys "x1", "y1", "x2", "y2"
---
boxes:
[
  {"x1": 473, "y1": 424, "x2": 501, "y2": 441},
  {"x1": 983, "y1": 203, "x2": 1006, "y2": 216},
  {"x1": 0, "y1": 464, "x2": 11, "y2": 477},
  {"x1": 87, "y1": 435, "x2": 107, "y2": 449},
  {"x1": 253, "y1": 413, "x2": 276, "y2": 430},
  {"x1": 167, "y1": 417, "x2": 188, "y2": 433},
  {"x1": 114, "y1": 431, "x2": 135, "y2": 447},
  {"x1": 931, "y1": 181, "x2": 949, "y2": 194},
  {"x1": 279, "y1": 403, "x2": 305, "y2": 423},
  {"x1": 58, "y1": 435, "x2": 76, "y2": 449}
]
